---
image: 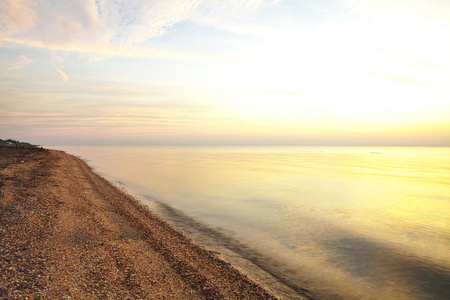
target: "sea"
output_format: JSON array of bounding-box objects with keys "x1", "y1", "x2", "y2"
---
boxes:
[{"x1": 50, "y1": 146, "x2": 450, "y2": 300}]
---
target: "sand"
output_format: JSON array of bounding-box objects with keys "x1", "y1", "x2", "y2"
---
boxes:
[{"x1": 0, "y1": 146, "x2": 276, "y2": 299}]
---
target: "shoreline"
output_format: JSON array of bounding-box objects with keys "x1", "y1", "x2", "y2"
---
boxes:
[{"x1": 0, "y1": 147, "x2": 277, "y2": 299}]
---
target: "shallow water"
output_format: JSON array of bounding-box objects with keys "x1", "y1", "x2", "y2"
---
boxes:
[{"x1": 52, "y1": 146, "x2": 450, "y2": 299}]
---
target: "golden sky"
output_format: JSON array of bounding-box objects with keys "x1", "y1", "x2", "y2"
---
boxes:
[{"x1": 1, "y1": 0, "x2": 449, "y2": 145}]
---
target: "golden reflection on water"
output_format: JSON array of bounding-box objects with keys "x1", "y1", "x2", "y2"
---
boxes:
[{"x1": 54, "y1": 146, "x2": 450, "y2": 299}]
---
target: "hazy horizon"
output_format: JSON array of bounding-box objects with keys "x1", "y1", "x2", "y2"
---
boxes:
[{"x1": 1, "y1": 0, "x2": 450, "y2": 146}]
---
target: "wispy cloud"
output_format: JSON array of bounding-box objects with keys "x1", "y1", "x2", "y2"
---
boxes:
[
  {"x1": 1, "y1": 0, "x2": 202, "y2": 53},
  {"x1": 56, "y1": 69, "x2": 69, "y2": 81},
  {"x1": 0, "y1": 0, "x2": 278, "y2": 57},
  {"x1": 6, "y1": 55, "x2": 34, "y2": 70}
]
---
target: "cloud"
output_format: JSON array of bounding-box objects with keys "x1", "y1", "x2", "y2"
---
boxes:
[
  {"x1": 7, "y1": 55, "x2": 34, "y2": 70},
  {"x1": 1, "y1": 0, "x2": 202, "y2": 53},
  {"x1": 0, "y1": 0, "x2": 278, "y2": 82},
  {"x1": 0, "y1": 0, "x2": 278, "y2": 57},
  {"x1": 56, "y1": 70, "x2": 69, "y2": 81},
  {"x1": 0, "y1": 0, "x2": 36, "y2": 37}
]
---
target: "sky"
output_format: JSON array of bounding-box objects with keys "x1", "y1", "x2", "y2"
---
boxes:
[{"x1": 1, "y1": 0, "x2": 450, "y2": 146}]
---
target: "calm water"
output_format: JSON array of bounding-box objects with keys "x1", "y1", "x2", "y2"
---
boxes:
[{"x1": 52, "y1": 146, "x2": 450, "y2": 299}]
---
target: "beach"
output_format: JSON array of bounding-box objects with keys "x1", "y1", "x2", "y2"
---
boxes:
[{"x1": 0, "y1": 146, "x2": 277, "y2": 299}]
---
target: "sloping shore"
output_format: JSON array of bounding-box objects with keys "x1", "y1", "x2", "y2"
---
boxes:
[{"x1": 0, "y1": 146, "x2": 276, "y2": 299}]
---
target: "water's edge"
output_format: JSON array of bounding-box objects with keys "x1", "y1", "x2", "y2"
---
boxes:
[
  {"x1": 91, "y1": 165, "x2": 311, "y2": 299},
  {"x1": 141, "y1": 195, "x2": 318, "y2": 300}
]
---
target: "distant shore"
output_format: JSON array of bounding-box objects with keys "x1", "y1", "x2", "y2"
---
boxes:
[{"x1": 0, "y1": 146, "x2": 276, "y2": 299}]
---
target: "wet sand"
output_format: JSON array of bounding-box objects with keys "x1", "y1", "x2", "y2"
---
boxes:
[{"x1": 0, "y1": 146, "x2": 276, "y2": 299}]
